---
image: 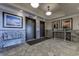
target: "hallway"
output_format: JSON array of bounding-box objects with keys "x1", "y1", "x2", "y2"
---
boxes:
[
  {"x1": 1, "y1": 38, "x2": 79, "y2": 56},
  {"x1": 1, "y1": 3, "x2": 79, "y2": 56}
]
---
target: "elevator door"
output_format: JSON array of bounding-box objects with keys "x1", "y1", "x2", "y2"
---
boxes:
[
  {"x1": 26, "y1": 17, "x2": 36, "y2": 41},
  {"x1": 40, "y1": 21, "x2": 45, "y2": 37}
]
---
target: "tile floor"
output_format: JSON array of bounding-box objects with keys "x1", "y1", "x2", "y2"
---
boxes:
[{"x1": 1, "y1": 38, "x2": 79, "y2": 56}]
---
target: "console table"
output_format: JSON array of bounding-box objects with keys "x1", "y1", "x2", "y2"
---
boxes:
[{"x1": 52, "y1": 30, "x2": 72, "y2": 41}]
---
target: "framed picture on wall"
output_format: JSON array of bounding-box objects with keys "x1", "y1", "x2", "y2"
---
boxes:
[
  {"x1": 3, "y1": 12, "x2": 23, "y2": 28},
  {"x1": 52, "y1": 21, "x2": 58, "y2": 29},
  {"x1": 62, "y1": 18, "x2": 73, "y2": 30}
]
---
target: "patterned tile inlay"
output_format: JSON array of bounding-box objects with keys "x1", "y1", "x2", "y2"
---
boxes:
[{"x1": 0, "y1": 30, "x2": 25, "y2": 48}]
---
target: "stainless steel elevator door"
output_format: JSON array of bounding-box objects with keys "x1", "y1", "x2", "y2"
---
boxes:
[
  {"x1": 26, "y1": 17, "x2": 36, "y2": 41},
  {"x1": 40, "y1": 21, "x2": 45, "y2": 37}
]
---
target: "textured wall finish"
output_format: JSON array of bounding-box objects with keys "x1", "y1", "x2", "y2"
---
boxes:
[{"x1": 0, "y1": 4, "x2": 45, "y2": 48}]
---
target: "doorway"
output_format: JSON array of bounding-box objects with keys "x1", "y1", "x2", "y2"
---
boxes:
[
  {"x1": 40, "y1": 21, "x2": 45, "y2": 38},
  {"x1": 25, "y1": 17, "x2": 36, "y2": 41}
]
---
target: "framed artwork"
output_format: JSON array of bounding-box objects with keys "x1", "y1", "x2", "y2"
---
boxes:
[
  {"x1": 3, "y1": 12, "x2": 23, "y2": 28},
  {"x1": 62, "y1": 18, "x2": 73, "y2": 30},
  {"x1": 52, "y1": 21, "x2": 58, "y2": 29},
  {"x1": 52, "y1": 20, "x2": 62, "y2": 30}
]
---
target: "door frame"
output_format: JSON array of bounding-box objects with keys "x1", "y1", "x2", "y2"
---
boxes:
[{"x1": 25, "y1": 17, "x2": 36, "y2": 41}]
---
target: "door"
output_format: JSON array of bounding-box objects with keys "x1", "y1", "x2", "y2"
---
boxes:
[
  {"x1": 25, "y1": 17, "x2": 36, "y2": 41},
  {"x1": 40, "y1": 21, "x2": 45, "y2": 38}
]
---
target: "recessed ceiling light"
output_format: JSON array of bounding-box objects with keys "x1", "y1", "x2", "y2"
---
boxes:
[
  {"x1": 31, "y1": 3, "x2": 39, "y2": 8},
  {"x1": 46, "y1": 11, "x2": 52, "y2": 16}
]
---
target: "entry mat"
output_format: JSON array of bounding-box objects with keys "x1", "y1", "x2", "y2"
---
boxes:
[{"x1": 27, "y1": 37, "x2": 50, "y2": 45}]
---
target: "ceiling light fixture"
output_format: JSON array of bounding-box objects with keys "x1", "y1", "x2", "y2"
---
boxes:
[
  {"x1": 46, "y1": 6, "x2": 52, "y2": 16},
  {"x1": 46, "y1": 11, "x2": 52, "y2": 16},
  {"x1": 31, "y1": 3, "x2": 39, "y2": 8}
]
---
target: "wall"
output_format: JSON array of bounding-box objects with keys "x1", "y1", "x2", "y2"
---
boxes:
[
  {"x1": 45, "y1": 13, "x2": 79, "y2": 41},
  {"x1": 73, "y1": 15, "x2": 79, "y2": 30},
  {"x1": 23, "y1": 11, "x2": 45, "y2": 39},
  {"x1": 45, "y1": 13, "x2": 79, "y2": 31},
  {"x1": 0, "y1": 4, "x2": 45, "y2": 48},
  {"x1": 45, "y1": 21, "x2": 52, "y2": 38},
  {"x1": 0, "y1": 5, "x2": 26, "y2": 48}
]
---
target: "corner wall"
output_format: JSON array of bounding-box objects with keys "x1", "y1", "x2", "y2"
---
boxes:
[
  {"x1": 45, "y1": 13, "x2": 79, "y2": 41},
  {"x1": 0, "y1": 4, "x2": 45, "y2": 48},
  {"x1": 45, "y1": 21, "x2": 52, "y2": 38}
]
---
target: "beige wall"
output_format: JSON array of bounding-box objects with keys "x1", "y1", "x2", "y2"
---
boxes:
[
  {"x1": 45, "y1": 21, "x2": 52, "y2": 30},
  {"x1": 45, "y1": 13, "x2": 79, "y2": 39},
  {"x1": 45, "y1": 21, "x2": 52, "y2": 37},
  {"x1": 0, "y1": 4, "x2": 45, "y2": 39},
  {"x1": 73, "y1": 15, "x2": 79, "y2": 30},
  {"x1": 36, "y1": 17, "x2": 45, "y2": 39},
  {"x1": 45, "y1": 14, "x2": 79, "y2": 31}
]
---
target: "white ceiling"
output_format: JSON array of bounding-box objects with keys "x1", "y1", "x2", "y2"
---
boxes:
[
  {"x1": 1, "y1": 3, "x2": 79, "y2": 20},
  {"x1": 40, "y1": 3, "x2": 58, "y2": 12}
]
